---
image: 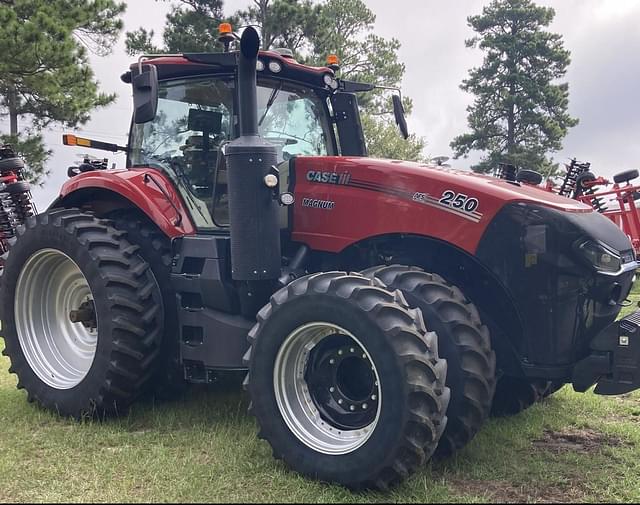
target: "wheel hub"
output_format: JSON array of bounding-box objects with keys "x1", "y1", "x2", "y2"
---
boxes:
[
  {"x1": 69, "y1": 300, "x2": 97, "y2": 330},
  {"x1": 15, "y1": 249, "x2": 98, "y2": 390},
  {"x1": 305, "y1": 339, "x2": 378, "y2": 430},
  {"x1": 273, "y1": 322, "x2": 382, "y2": 455}
]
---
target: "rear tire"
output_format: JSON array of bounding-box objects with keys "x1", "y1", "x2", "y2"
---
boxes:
[
  {"x1": 490, "y1": 376, "x2": 550, "y2": 417},
  {"x1": 111, "y1": 211, "x2": 186, "y2": 399},
  {"x1": 516, "y1": 169, "x2": 543, "y2": 185},
  {"x1": 244, "y1": 272, "x2": 450, "y2": 490},
  {"x1": 0, "y1": 157, "x2": 24, "y2": 172},
  {"x1": 362, "y1": 265, "x2": 496, "y2": 458},
  {"x1": 0, "y1": 209, "x2": 163, "y2": 418}
]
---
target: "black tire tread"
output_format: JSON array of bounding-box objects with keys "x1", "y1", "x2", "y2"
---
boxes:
[
  {"x1": 0, "y1": 209, "x2": 163, "y2": 418},
  {"x1": 0, "y1": 157, "x2": 24, "y2": 172},
  {"x1": 3, "y1": 181, "x2": 30, "y2": 194},
  {"x1": 244, "y1": 271, "x2": 450, "y2": 490},
  {"x1": 110, "y1": 210, "x2": 186, "y2": 399},
  {"x1": 362, "y1": 265, "x2": 496, "y2": 458},
  {"x1": 490, "y1": 377, "x2": 551, "y2": 417},
  {"x1": 614, "y1": 169, "x2": 639, "y2": 184}
]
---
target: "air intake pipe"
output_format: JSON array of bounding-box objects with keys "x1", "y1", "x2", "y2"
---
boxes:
[{"x1": 225, "y1": 27, "x2": 281, "y2": 282}]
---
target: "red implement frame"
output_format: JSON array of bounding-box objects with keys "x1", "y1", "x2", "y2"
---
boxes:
[
  {"x1": 577, "y1": 178, "x2": 640, "y2": 255},
  {"x1": 0, "y1": 170, "x2": 20, "y2": 258}
]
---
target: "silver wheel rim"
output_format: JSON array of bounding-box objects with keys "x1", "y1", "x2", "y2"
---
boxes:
[
  {"x1": 15, "y1": 249, "x2": 98, "y2": 390},
  {"x1": 273, "y1": 322, "x2": 382, "y2": 455}
]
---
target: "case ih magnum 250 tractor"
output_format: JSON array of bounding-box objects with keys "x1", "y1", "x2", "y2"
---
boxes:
[{"x1": 1, "y1": 27, "x2": 640, "y2": 489}]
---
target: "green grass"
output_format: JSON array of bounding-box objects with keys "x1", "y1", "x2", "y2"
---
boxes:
[
  {"x1": 620, "y1": 281, "x2": 640, "y2": 318},
  {"x1": 1, "y1": 285, "x2": 639, "y2": 503}
]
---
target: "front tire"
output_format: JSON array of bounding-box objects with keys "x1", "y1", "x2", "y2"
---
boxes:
[
  {"x1": 244, "y1": 272, "x2": 450, "y2": 490},
  {"x1": 0, "y1": 209, "x2": 163, "y2": 418}
]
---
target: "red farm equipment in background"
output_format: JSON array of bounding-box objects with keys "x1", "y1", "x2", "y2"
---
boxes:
[
  {"x1": 0, "y1": 146, "x2": 36, "y2": 263},
  {"x1": 554, "y1": 159, "x2": 640, "y2": 256},
  {"x1": 496, "y1": 160, "x2": 640, "y2": 256}
]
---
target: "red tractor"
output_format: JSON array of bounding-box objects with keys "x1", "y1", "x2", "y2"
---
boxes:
[{"x1": 1, "y1": 27, "x2": 639, "y2": 490}]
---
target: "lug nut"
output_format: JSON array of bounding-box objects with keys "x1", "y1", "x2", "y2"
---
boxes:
[
  {"x1": 350, "y1": 348, "x2": 355, "y2": 353},
  {"x1": 350, "y1": 405, "x2": 355, "y2": 411},
  {"x1": 362, "y1": 403, "x2": 368, "y2": 409},
  {"x1": 329, "y1": 359, "x2": 335, "y2": 365},
  {"x1": 329, "y1": 387, "x2": 335, "y2": 393},
  {"x1": 371, "y1": 395, "x2": 377, "y2": 401},
  {"x1": 338, "y1": 399, "x2": 343, "y2": 405},
  {"x1": 338, "y1": 350, "x2": 343, "y2": 355}
]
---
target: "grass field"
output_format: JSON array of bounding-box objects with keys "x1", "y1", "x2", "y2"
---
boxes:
[{"x1": 0, "y1": 289, "x2": 639, "y2": 503}]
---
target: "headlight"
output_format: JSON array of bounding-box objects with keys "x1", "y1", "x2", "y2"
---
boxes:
[
  {"x1": 577, "y1": 240, "x2": 622, "y2": 273},
  {"x1": 323, "y1": 74, "x2": 339, "y2": 90},
  {"x1": 268, "y1": 60, "x2": 282, "y2": 73}
]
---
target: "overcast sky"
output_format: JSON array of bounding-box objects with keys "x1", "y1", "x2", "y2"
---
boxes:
[{"x1": 7, "y1": 0, "x2": 640, "y2": 209}]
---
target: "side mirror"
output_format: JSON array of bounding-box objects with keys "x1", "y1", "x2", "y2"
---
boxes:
[
  {"x1": 392, "y1": 95, "x2": 409, "y2": 140},
  {"x1": 133, "y1": 64, "x2": 158, "y2": 124}
]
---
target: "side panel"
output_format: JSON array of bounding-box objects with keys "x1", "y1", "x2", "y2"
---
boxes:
[
  {"x1": 58, "y1": 168, "x2": 195, "y2": 238},
  {"x1": 171, "y1": 236, "x2": 251, "y2": 375},
  {"x1": 290, "y1": 157, "x2": 592, "y2": 254},
  {"x1": 291, "y1": 158, "x2": 504, "y2": 254}
]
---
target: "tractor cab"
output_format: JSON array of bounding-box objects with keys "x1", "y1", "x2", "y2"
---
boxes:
[
  {"x1": 124, "y1": 50, "x2": 339, "y2": 229},
  {"x1": 117, "y1": 28, "x2": 404, "y2": 231}
]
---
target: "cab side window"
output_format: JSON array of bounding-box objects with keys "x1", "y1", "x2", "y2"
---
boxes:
[
  {"x1": 130, "y1": 77, "x2": 234, "y2": 229},
  {"x1": 130, "y1": 77, "x2": 334, "y2": 229}
]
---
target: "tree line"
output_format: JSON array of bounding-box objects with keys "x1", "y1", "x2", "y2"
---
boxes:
[{"x1": 0, "y1": 0, "x2": 577, "y2": 185}]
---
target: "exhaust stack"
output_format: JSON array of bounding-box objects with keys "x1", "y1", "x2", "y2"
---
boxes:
[{"x1": 225, "y1": 27, "x2": 281, "y2": 282}]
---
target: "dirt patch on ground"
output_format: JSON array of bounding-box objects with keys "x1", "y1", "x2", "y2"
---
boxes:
[
  {"x1": 449, "y1": 478, "x2": 587, "y2": 503},
  {"x1": 532, "y1": 428, "x2": 624, "y2": 454}
]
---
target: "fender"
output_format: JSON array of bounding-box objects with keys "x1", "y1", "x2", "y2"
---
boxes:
[{"x1": 55, "y1": 168, "x2": 195, "y2": 238}]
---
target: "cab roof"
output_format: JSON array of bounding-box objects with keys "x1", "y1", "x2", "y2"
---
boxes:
[{"x1": 125, "y1": 49, "x2": 336, "y2": 91}]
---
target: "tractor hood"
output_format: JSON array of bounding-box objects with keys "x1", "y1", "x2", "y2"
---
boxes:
[
  {"x1": 340, "y1": 157, "x2": 589, "y2": 212},
  {"x1": 291, "y1": 156, "x2": 608, "y2": 255}
]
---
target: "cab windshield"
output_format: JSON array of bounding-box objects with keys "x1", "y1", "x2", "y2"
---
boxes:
[{"x1": 129, "y1": 76, "x2": 334, "y2": 229}]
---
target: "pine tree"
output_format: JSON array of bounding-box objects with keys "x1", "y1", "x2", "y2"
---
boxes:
[
  {"x1": 125, "y1": 0, "x2": 230, "y2": 55},
  {"x1": 0, "y1": 0, "x2": 125, "y2": 183},
  {"x1": 242, "y1": 0, "x2": 426, "y2": 159},
  {"x1": 451, "y1": 0, "x2": 578, "y2": 173},
  {"x1": 126, "y1": 0, "x2": 426, "y2": 161},
  {"x1": 237, "y1": 0, "x2": 321, "y2": 53}
]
